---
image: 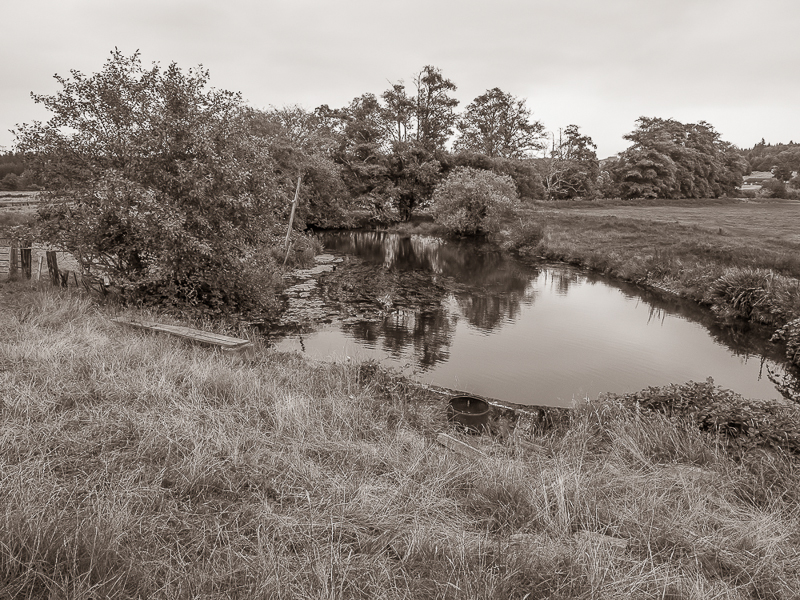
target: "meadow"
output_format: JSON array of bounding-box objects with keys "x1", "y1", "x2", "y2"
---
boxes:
[
  {"x1": 504, "y1": 198, "x2": 800, "y2": 340},
  {"x1": 1, "y1": 281, "x2": 800, "y2": 599}
]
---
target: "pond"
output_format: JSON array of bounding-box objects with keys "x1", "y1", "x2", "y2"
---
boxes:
[{"x1": 272, "y1": 230, "x2": 793, "y2": 407}]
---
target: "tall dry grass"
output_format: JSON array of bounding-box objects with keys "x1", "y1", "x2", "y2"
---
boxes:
[{"x1": 1, "y1": 283, "x2": 799, "y2": 598}]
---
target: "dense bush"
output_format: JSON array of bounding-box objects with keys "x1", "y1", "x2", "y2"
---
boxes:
[
  {"x1": 449, "y1": 153, "x2": 546, "y2": 201},
  {"x1": 604, "y1": 379, "x2": 800, "y2": 454},
  {"x1": 430, "y1": 167, "x2": 519, "y2": 235},
  {"x1": 773, "y1": 318, "x2": 800, "y2": 369},
  {"x1": 16, "y1": 51, "x2": 308, "y2": 315}
]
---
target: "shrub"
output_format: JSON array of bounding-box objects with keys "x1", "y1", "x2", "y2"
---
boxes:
[
  {"x1": 430, "y1": 167, "x2": 519, "y2": 235},
  {"x1": 604, "y1": 379, "x2": 800, "y2": 455},
  {"x1": 772, "y1": 318, "x2": 800, "y2": 369},
  {"x1": 16, "y1": 50, "x2": 306, "y2": 315},
  {"x1": 758, "y1": 178, "x2": 788, "y2": 198}
]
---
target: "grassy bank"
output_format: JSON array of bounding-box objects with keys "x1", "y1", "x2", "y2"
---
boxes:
[
  {"x1": 2, "y1": 282, "x2": 800, "y2": 598},
  {"x1": 499, "y1": 199, "x2": 800, "y2": 369}
]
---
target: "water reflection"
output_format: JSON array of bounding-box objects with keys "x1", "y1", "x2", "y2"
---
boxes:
[
  {"x1": 345, "y1": 309, "x2": 456, "y2": 369},
  {"x1": 273, "y1": 230, "x2": 796, "y2": 406}
]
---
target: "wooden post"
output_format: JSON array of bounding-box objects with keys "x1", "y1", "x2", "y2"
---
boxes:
[
  {"x1": 9, "y1": 241, "x2": 18, "y2": 278},
  {"x1": 37, "y1": 256, "x2": 43, "y2": 281},
  {"x1": 46, "y1": 251, "x2": 60, "y2": 287},
  {"x1": 20, "y1": 241, "x2": 32, "y2": 280}
]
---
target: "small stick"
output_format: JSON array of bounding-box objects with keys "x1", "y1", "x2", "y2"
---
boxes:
[{"x1": 37, "y1": 256, "x2": 43, "y2": 281}]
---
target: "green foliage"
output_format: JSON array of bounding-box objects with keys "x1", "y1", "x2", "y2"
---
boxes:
[
  {"x1": 772, "y1": 318, "x2": 800, "y2": 369},
  {"x1": 247, "y1": 106, "x2": 353, "y2": 228},
  {"x1": 386, "y1": 142, "x2": 442, "y2": 219},
  {"x1": 757, "y1": 177, "x2": 800, "y2": 199},
  {"x1": 611, "y1": 118, "x2": 747, "y2": 199},
  {"x1": 744, "y1": 139, "x2": 800, "y2": 177},
  {"x1": 430, "y1": 167, "x2": 519, "y2": 235},
  {"x1": 499, "y1": 218, "x2": 545, "y2": 257},
  {"x1": 15, "y1": 50, "x2": 297, "y2": 315},
  {"x1": 450, "y1": 152, "x2": 546, "y2": 201},
  {"x1": 454, "y1": 88, "x2": 545, "y2": 159}
]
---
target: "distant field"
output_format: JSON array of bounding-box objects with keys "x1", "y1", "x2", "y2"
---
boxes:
[
  {"x1": 562, "y1": 198, "x2": 800, "y2": 246},
  {"x1": 0, "y1": 190, "x2": 40, "y2": 208}
]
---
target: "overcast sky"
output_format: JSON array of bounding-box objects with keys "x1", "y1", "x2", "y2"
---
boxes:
[{"x1": 2, "y1": 0, "x2": 799, "y2": 158}]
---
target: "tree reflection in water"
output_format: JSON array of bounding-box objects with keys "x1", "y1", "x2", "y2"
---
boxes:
[
  {"x1": 344, "y1": 309, "x2": 456, "y2": 370},
  {"x1": 318, "y1": 230, "x2": 538, "y2": 368}
]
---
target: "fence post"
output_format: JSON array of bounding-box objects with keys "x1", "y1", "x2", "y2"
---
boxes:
[
  {"x1": 21, "y1": 240, "x2": 32, "y2": 279},
  {"x1": 9, "y1": 241, "x2": 18, "y2": 278},
  {"x1": 46, "y1": 251, "x2": 60, "y2": 287}
]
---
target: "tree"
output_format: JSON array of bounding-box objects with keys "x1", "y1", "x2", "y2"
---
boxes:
[
  {"x1": 381, "y1": 82, "x2": 415, "y2": 143},
  {"x1": 454, "y1": 88, "x2": 545, "y2": 159},
  {"x1": 15, "y1": 49, "x2": 296, "y2": 314},
  {"x1": 430, "y1": 167, "x2": 519, "y2": 235},
  {"x1": 247, "y1": 106, "x2": 352, "y2": 228},
  {"x1": 541, "y1": 125, "x2": 600, "y2": 199},
  {"x1": 386, "y1": 142, "x2": 442, "y2": 219},
  {"x1": 610, "y1": 117, "x2": 746, "y2": 199},
  {"x1": 413, "y1": 66, "x2": 459, "y2": 151}
]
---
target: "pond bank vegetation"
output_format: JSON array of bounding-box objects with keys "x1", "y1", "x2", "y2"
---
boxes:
[
  {"x1": 487, "y1": 200, "x2": 800, "y2": 373},
  {"x1": 2, "y1": 282, "x2": 800, "y2": 598}
]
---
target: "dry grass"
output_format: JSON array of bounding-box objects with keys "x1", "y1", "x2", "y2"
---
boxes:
[{"x1": 1, "y1": 282, "x2": 800, "y2": 598}]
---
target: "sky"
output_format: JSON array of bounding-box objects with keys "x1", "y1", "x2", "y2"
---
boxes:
[{"x1": 2, "y1": 0, "x2": 799, "y2": 158}]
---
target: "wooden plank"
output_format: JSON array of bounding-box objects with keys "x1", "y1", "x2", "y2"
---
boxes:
[
  {"x1": 436, "y1": 433, "x2": 488, "y2": 459},
  {"x1": 111, "y1": 317, "x2": 253, "y2": 352}
]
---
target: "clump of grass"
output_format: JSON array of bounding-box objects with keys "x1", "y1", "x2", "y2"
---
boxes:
[
  {"x1": 709, "y1": 267, "x2": 800, "y2": 325},
  {"x1": 2, "y1": 282, "x2": 800, "y2": 598},
  {"x1": 498, "y1": 218, "x2": 546, "y2": 257}
]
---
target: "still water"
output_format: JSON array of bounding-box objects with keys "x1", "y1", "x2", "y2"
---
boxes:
[{"x1": 273, "y1": 231, "x2": 790, "y2": 407}]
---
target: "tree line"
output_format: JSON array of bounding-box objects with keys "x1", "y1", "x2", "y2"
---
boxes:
[{"x1": 7, "y1": 50, "x2": 792, "y2": 313}]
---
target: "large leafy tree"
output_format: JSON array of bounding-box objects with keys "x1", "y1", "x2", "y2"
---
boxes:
[
  {"x1": 248, "y1": 105, "x2": 352, "y2": 228},
  {"x1": 381, "y1": 82, "x2": 415, "y2": 144},
  {"x1": 612, "y1": 117, "x2": 746, "y2": 199},
  {"x1": 454, "y1": 88, "x2": 545, "y2": 159},
  {"x1": 413, "y1": 66, "x2": 459, "y2": 151},
  {"x1": 15, "y1": 50, "x2": 294, "y2": 313}
]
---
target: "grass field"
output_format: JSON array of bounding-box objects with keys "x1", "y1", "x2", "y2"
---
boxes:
[
  {"x1": 562, "y1": 198, "x2": 800, "y2": 246},
  {"x1": 505, "y1": 199, "x2": 800, "y2": 343},
  {"x1": 1, "y1": 282, "x2": 799, "y2": 599}
]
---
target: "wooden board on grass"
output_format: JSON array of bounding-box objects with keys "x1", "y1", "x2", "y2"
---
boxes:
[{"x1": 111, "y1": 317, "x2": 253, "y2": 354}]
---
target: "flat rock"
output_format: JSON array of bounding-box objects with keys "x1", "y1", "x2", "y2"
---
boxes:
[{"x1": 314, "y1": 254, "x2": 342, "y2": 264}]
